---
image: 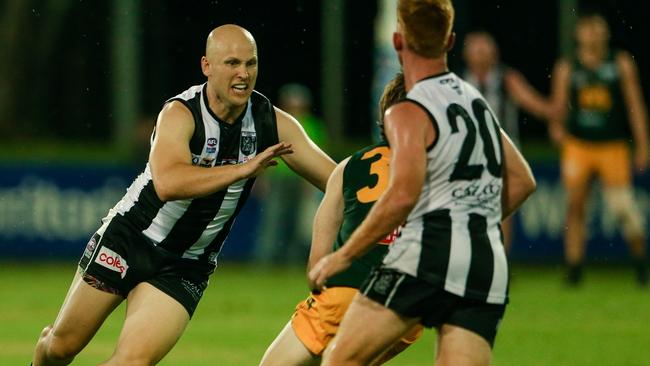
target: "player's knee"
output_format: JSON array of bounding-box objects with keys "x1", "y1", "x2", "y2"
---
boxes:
[{"x1": 42, "y1": 330, "x2": 81, "y2": 362}]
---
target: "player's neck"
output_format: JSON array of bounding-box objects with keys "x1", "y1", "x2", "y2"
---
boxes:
[
  {"x1": 206, "y1": 87, "x2": 247, "y2": 124},
  {"x1": 402, "y1": 53, "x2": 448, "y2": 91},
  {"x1": 578, "y1": 44, "x2": 608, "y2": 69}
]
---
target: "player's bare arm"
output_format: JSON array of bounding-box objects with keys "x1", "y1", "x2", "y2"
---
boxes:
[
  {"x1": 309, "y1": 102, "x2": 433, "y2": 290},
  {"x1": 307, "y1": 159, "x2": 348, "y2": 273},
  {"x1": 504, "y1": 69, "x2": 554, "y2": 120},
  {"x1": 500, "y1": 129, "x2": 536, "y2": 219},
  {"x1": 150, "y1": 101, "x2": 293, "y2": 201},
  {"x1": 617, "y1": 51, "x2": 649, "y2": 172},
  {"x1": 548, "y1": 58, "x2": 572, "y2": 143},
  {"x1": 275, "y1": 107, "x2": 336, "y2": 191}
]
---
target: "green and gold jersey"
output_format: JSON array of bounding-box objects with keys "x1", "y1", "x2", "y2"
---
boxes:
[
  {"x1": 567, "y1": 50, "x2": 629, "y2": 141},
  {"x1": 327, "y1": 142, "x2": 400, "y2": 288}
]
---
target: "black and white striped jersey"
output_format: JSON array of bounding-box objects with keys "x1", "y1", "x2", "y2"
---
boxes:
[
  {"x1": 382, "y1": 72, "x2": 509, "y2": 304},
  {"x1": 99, "y1": 83, "x2": 278, "y2": 266}
]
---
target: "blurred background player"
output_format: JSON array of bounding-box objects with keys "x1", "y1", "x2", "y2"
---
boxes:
[
  {"x1": 549, "y1": 11, "x2": 649, "y2": 286},
  {"x1": 462, "y1": 30, "x2": 554, "y2": 252},
  {"x1": 259, "y1": 73, "x2": 422, "y2": 366},
  {"x1": 256, "y1": 83, "x2": 328, "y2": 264}
]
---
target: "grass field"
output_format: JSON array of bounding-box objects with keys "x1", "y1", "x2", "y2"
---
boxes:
[{"x1": 2, "y1": 262, "x2": 649, "y2": 365}]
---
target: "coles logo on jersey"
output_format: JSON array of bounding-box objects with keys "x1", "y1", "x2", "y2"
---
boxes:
[{"x1": 94, "y1": 246, "x2": 129, "y2": 278}]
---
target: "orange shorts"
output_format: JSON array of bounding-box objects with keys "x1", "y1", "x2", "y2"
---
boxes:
[
  {"x1": 291, "y1": 287, "x2": 423, "y2": 355},
  {"x1": 561, "y1": 137, "x2": 631, "y2": 189}
]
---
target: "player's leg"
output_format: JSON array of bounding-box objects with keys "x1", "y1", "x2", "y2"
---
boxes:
[
  {"x1": 436, "y1": 296, "x2": 505, "y2": 366},
  {"x1": 435, "y1": 325, "x2": 492, "y2": 366},
  {"x1": 561, "y1": 139, "x2": 593, "y2": 284},
  {"x1": 599, "y1": 143, "x2": 647, "y2": 284},
  {"x1": 259, "y1": 321, "x2": 319, "y2": 366},
  {"x1": 372, "y1": 324, "x2": 424, "y2": 365},
  {"x1": 99, "y1": 282, "x2": 190, "y2": 365},
  {"x1": 321, "y1": 294, "x2": 420, "y2": 366},
  {"x1": 32, "y1": 270, "x2": 124, "y2": 366}
]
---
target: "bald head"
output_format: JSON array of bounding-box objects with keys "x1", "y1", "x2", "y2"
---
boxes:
[{"x1": 205, "y1": 24, "x2": 257, "y2": 58}]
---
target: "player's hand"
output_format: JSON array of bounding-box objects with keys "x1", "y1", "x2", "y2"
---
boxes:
[
  {"x1": 634, "y1": 149, "x2": 648, "y2": 174},
  {"x1": 241, "y1": 142, "x2": 293, "y2": 178},
  {"x1": 308, "y1": 251, "x2": 352, "y2": 291}
]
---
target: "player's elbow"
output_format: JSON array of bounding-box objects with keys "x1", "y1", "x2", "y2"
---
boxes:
[
  {"x1": 517, "y1": 171, "x2": 537, "y2": 201},
  {"x1": 152, "y1": 175, "x2": 180, "y2": 202}
]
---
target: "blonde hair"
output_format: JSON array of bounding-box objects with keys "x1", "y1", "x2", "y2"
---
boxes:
[{"x1": 397, "y1": 0, "x2": 454, "y2": 58}]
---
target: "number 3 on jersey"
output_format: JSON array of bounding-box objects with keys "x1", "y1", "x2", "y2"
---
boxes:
[{"x1": 356, "y1": 146, "x2": 390, "y2": 203}]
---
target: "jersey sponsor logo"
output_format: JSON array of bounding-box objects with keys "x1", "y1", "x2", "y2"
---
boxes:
[
  {"x1": 206, "y1": 147, "x2": 217, "y2": 153},
  {"x1": 192, "y1": 156, "x2": 200, "y2": 165},
  {"x1": 94, "y1": 246, "x2": 129, "y2": 278},
  {"x1": 199, "y1": 157, "x2": 215, "y2": 167},
  {"x1": 180, "y1": 278, "x2": 204, "y2": 301},
  {"x1": 378, "y1": 226, "x2": 402, "y2": 245},
  {"x1": 240, "y1": 131, "x2": 257, "y2": 156},
  {"x1": 451, "y1": 179, "x2": 502, "y2": 211},
  {"x1": 207, "y1": 137, "x2": 218, "y2": 147},
  {"x1": 218, "y1": 158, "x2": 239, "y2": 165},
  {"x1": 83, "y1": 235, "x2": 98, "y2": 259}
]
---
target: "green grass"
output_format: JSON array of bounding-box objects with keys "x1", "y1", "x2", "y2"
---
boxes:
[{"x1": 1, "y1": 262, "x2": 649, "y2": 365}]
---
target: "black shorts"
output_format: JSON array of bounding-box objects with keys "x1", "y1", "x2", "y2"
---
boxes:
[
  {"x1": 360, "y1": 267, "x2": 506, "y2": 347},
  {"x1": 78, "y1": 217, "x2": 214, "y2": 317}
]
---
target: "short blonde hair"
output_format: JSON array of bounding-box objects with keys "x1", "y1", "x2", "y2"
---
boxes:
[{"x1": 397, "y1": 0, "x2": 454, "y2": 58}]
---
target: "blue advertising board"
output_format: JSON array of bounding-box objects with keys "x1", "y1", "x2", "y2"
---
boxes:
[{"x1": 0, "y1": 161, "x2": 648, "y2": 262}]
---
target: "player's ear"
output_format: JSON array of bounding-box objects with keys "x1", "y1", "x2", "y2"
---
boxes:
[
  {"x1": 201, "y1": 56, "x2": 210, "y2": 77},
  {"x1": 393, "y1": 31, "x2": 404, "y2": 52},
  {"x1": 445, "y1": 32, "x2": 456, "y2": 52}
]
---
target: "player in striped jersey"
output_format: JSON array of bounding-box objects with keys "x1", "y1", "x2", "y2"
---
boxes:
[
  {"x1": 309, "y1": 1, "x2": 536, "y2": 365},
  {"x1": 32, "y1": 25, "x2": 335, "y2": 366},
  {"x1": 260, "y1": 73, "x2": 422, "y2": 366}
]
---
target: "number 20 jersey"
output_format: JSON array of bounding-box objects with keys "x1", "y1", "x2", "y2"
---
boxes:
[{"x1": 382, "y1": 72, "x2": 509, "y2": 305}]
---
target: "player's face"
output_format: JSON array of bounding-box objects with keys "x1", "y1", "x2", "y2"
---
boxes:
[
  {"x1": 207, "y1": 40, "x2": 258, "y2": 108},
  {"x1": 576, "y1": 17, "x2": 609, "y2": 48},
  {"x1": 464, "y1": 37, "x2": 496, "y2": 71}
]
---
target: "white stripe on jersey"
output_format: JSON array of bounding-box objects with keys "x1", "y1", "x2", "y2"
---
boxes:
[
  {"x1": 181, "y1": 179, "x2": 247, "y2": 259},
  {"x1": 104, "y1": 164, "x2": 153, "y2": 221},
  {"x1": 444, "y1": 214, "x2": 472, "y2": 296}
]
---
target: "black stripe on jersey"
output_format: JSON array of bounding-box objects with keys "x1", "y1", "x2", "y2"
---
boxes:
[
  {"x1": 251, "y1": 91, "x2": 279, "y2": 149},
  {"x1": 157, "y1": 192, "x2": 228, "y2": 255},
  {"x1": 200, "y1": 178, "x2": 257, "y2": 261},
  {"x1": 122, "y1": 180, "x2": 166, "y2": 232},
  {"x1": 465, "y1": 213, "x2": 495, "y2": 301},
  {"x1": 403, "y1": 99, "x2": 440, "y2": 152},
  {"x1": 167, "y1": 93, "x2": 205, "y2": 155},
  {"x1": 417, "y1": 209, "x2": 452, "y2": 282}
]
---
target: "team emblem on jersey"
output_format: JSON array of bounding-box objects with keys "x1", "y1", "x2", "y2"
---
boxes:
[{"x1": 240, "y1": 131, "x2": 257, "y2": 156}]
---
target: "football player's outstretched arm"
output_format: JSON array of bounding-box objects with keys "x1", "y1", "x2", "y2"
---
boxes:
[
  {"x1": 150, "y1": 101, "x2": 294, "y2": 201},
  {"x1": 275, "y1": 107, "x2": 336, "y2": 191},
  {"x1": 307, "y1": 159, "x2": 347, "y2": 273}
]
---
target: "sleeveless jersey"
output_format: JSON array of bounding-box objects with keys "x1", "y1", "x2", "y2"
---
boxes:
[
  {"x1": 100, "y1": 83, "x2": 278, "y2": 266},
  {"x1": 567, "y1": 50, "x2": 628, "y2": 141},
  {"x1": 463, "y1": 65, "x2": 519, "y2": 146},
  {"x1": 327, "y1": 142, "x2": 399, "y2": 288},
  {"x1": 382, "y1": 72, "x2": 509, "y2": 304}
]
